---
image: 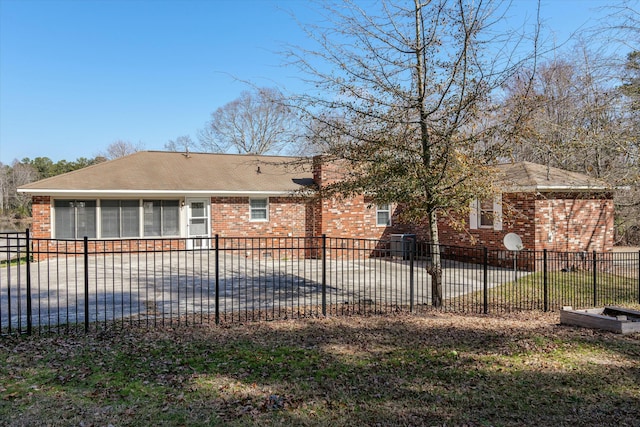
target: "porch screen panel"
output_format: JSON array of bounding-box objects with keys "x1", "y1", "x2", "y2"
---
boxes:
[
  {"x1": 101, "y1": 200, "x2": 120, "y2": 238},
  {"x1": 54, "y1": 200, "x2": 96, "y2": 239},
  {"x1": 162, "y1": 200, "x2": 180, "y2": 236},
  {"x1": 54, "y1": 200, "x2": 75, "y2": 239},
  {"x1": 121, "y1": 200, "x2": 140, "y2": 237},
  {"x1": 101, "y1": 200, "x2": 139, "y2": 238},
  {"x1": 143, "y1": 200, "x2": 179, "y2": 237},
  {"x1": 143, "y1": 200, "x2": 161, "y2": 236},
  {"x1": 76, "y1": 201, "x2": 96, "y2": 238}
]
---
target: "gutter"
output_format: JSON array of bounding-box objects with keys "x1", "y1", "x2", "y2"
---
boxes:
[
  {"x1": 503, "y1": 185, "x2": 612, "y2": 193},
  {"x1": 16, "y1": 189, "x2": 299, "y2": 197}
]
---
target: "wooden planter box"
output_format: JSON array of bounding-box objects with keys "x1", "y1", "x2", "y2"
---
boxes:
[{"x1": 560, "y1": 306, "x2": 640, "y2": 335}]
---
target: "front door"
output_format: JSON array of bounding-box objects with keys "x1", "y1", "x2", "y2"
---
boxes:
[{"x1": 186, "y1": 198, "x2": 210, "y2": 249}]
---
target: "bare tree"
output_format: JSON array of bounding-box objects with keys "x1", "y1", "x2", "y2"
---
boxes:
[
  {"x1": 287, "y1": 0, "x2": 539, "y2": 306},
  {"x1": 506, "y1": 50, "x2": 631, "y2": 174},
  {"x1": 10, "y1": 161, "x2": 38, "y2": 216},
  {"x1": 504, "y1": 45, "x2": 640, "y2": 242},
  {"x1": 99, "y1": 140, "x2": 144, "y2": 160},
  {"x1": 596, "y1": 0, "x2": 640, "y2": 53},
  {"x1": 165, "y1": 135, "x2": 194, "y2": 153},
  {"x1": 198, "y1": 87, "x2": 300, "y2": 155},
  {"x1": 0, "y1": 163, "x2": 9, "y2": 214}
]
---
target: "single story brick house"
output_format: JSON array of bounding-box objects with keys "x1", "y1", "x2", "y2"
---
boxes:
[
  {"x1": 18, "y1": 151, "x2": 613, "y2": 256},
  {"x1": 18, "y1": 151, "x2": 414, "y2": 257}
]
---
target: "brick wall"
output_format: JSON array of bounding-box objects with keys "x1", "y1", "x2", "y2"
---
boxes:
[
  {"x1": 438, "y1": 193, "x2": 536, "y2": 249},
  {"x1": 32, "y1": 237, "x2": 186, "y2": 261},
  {"x1": 438, "y1": 192, "x2": 614, "y2": 252},
  {"x1": 535, "y1": 193, "x2": 614, "y2": 252},
  {"x1": 312, "y1": 158, "x2": 416, "y2": 240},
  {"x1": 31, "y1": 196, "x2": 51, "y2": 239},
  {"x1": 210, "y1": 196, "x2": 308, "y2": 237}
]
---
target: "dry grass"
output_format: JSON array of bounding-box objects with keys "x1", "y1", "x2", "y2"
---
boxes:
[{"x1": 1, "y1": 311, "x2": 639, "y2": 426}]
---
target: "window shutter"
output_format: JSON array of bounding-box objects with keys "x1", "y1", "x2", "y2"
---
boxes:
[
  {"x1": 493, "y1": 195, "x2": 503, "y2": 231},
  {"x1": 469, "y1": 199, "x2": 478, "y2": 230}
]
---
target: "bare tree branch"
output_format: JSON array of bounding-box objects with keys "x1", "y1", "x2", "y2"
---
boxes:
[{"x1": 197, "y1": 88, "x2": 301, "y2": 155}]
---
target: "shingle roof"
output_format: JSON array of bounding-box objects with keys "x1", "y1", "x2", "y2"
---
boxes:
[
  {"x1": 18, "y1": 151, "x2": 313, "y2": 196},
  {"x1": 18, "y1": 152, "x2": 608, "y2": 197},
  {"x1": 495, "y1": 161, "x2": 610, "y2": 192}
]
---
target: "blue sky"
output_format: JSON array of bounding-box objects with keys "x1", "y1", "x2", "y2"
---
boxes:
[{"x1": 0, "y1": 0, "x2": 626, "y2": 164}]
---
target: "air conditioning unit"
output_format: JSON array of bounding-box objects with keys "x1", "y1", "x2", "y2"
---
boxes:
[{"x1": 390, "y1": 234, "x2": 415, "y2": 259}]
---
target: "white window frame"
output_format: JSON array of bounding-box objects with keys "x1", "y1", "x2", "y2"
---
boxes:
[
  {"x1": 470, "y1": 196, "x2": 502, "y2": 231},
  {"x1": 376, "y1": 204, "x2": 392, "y2": 226},
  {"x1": 53, "y1": 199, "x2": 97, "y2": 239},
  {"x1": 249, "y1": 198, "x2": 269, "y2": 222}
]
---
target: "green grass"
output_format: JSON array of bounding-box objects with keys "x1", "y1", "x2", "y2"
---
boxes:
[
  {"x1": 0, "y1": 256, "x2": 28, "y2": 268},
  {"x1": 454, "y1": 271, "x2": 640, "y2": 311},
  {"x1": 1, "y1": 312, "x2": 639, "y2": 426}
]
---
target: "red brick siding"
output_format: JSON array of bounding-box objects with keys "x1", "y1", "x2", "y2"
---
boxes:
[
  {"x1": 534, "y1": 193, "x2": 614, "y2": 252},
  {"x1": 438, "y1": 192, "x2": 614, "y2": 252},
  {"x1": 438, "y1": 193, "x2": 536, "y2": 249},
  {"x1": 312, "y1": 159, "x2": 416, "y2": 240},
  {"x1": 210, "y1": 196, "x2": 308, "y2": 237},
  {"x1": 32, "y1": 238, "x2": 186, "y2": 261},
  {"x1": 320, "y1": 195, "x2": 370, "y2": 238},
  {"x1": 31, "y1": 196, "x2": 51, "y2": 239}
]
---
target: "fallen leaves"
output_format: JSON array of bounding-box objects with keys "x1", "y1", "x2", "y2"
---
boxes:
[{"x1": 0, "y1": 311, "x2": 638, "y2": 426}]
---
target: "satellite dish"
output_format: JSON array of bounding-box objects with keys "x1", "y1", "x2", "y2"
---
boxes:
[{"x1": 504, "y1": 233, "x2": 523, "y2": 251}]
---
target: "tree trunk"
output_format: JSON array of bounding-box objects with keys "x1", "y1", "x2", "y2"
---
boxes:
[
  {"x1": 412, "y1": 1, "x2": 442, "y2": 308},
  {"x1": 428, "y1": 208, "x2": 443, "y2": 308}
]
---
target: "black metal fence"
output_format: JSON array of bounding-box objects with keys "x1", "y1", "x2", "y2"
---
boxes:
[{"x1": 1, "y1": 231, "x2": 639, "y2": 335}]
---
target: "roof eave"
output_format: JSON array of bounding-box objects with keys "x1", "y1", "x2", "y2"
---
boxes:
[
  {"x1": 17, "y1": 189, "x2": 300, "y2": 197},
  {"x1": 503, "y1": 185, "x2": 611, "y2": 193}
]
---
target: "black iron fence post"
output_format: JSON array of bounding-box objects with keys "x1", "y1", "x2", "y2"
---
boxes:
[
  {"x1": 25, "y1": 229, "x2": 32, "y2": 336},
  {"x1": 543, "y1": 249, "x2": 548, "y2": 312},
  {"x1": 409, "y1": 237, "x2": 415, "y2": 312},
  {"x1": 322, "y1": 234, "x2": 327, "y2": 317},
  {"x1": 483, "y1": 247, "x2": 488, "y2": 314},
  {"x1": 84, "y1": 236, "x2": 89, "y2": 333},
  {"x1": 6, "y1": 234, "x2": 11, "y2": 335},
  {"x1": 215, "y1": 235, "x2": 220, "y2": 325},
  {"x1": 592, "y1": 250, "x2": 597, "y2": 308}
]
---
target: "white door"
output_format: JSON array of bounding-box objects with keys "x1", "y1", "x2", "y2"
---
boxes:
[{"x1": 186, "y1": 198, "x2": 210, "y2": 249}]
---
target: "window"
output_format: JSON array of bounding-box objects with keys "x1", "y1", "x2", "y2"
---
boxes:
[
  {"x1": 479, "y1": 199, "x2": 494, "y2": 228},
  {"x1": 143, "y1": 200, "x2": 180, "y2": 237},
  {"x1": 101, "y1": 200, "x2": 140, "y2": 238},
  {"x1": 250, "y1": 198, "x2": 268, "y2": 221},
  {"x1": 54, "y1": 200, "x2": 97, "y2": 238},
  {"x1": 376, "y1": 204, "x2": 391, "y2": 226},
  {"x1": 470, "y1": 196, "x2": 502, "y2": 231}
]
